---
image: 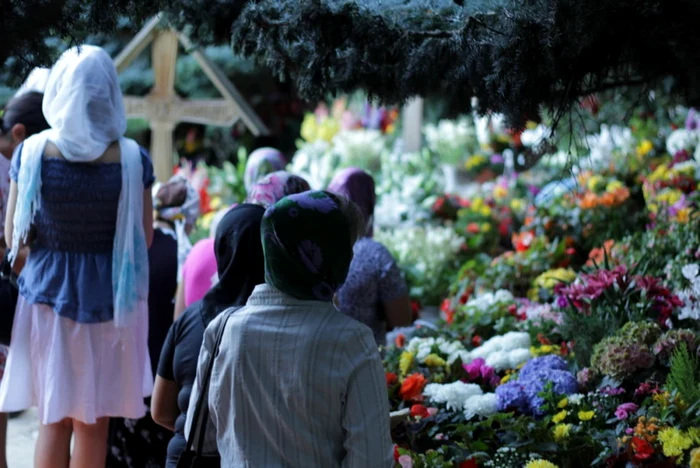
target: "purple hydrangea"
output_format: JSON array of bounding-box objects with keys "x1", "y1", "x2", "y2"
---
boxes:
[
  {"x1": 519, "y1": 355, "x2": 568, "y2": 380},
  {"x1": 495, "y1": 381, "x2": 528, "y2": 412},
  {"x1": 522, "y1": 369, "x2": 578, "y2": 416},
  {"x1": 496, "y1": 356, "x2": 577, "y2": 417}
]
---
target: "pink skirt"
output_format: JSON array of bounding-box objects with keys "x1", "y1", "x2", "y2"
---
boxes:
[{"x1": 0, "y1": 296, "x2": 152, "y2": 425}]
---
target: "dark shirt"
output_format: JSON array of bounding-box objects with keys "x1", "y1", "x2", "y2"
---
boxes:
[
  {"x1": 157, "y1": 303, "x2": 207, "y2": 467},
  {"x1": 148, "y1": 228, "x2": 178, "y2": 376}
]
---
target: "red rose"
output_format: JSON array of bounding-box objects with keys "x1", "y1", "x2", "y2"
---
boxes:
[
  {"x1": 466, "y1": 223, "x2": 480, "y2": 234},
  {"x1": 386, "y1": 372, "x2": 398, "y2": 386},
  {"x1": 400, "y1": 374, "x2": 427, "y2": 401},
  {"x1": 410, "y1": 404, "x2": 430, "y2": 418},
  {"x1": 630, "y1": 436, "x2": 654, "y2": 462},
  {"x1": 471, "y1": 335, "x2": 483, "y2": 347}
]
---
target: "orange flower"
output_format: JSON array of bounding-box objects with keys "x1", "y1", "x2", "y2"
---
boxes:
[
  {"x1": 512, "y1": 231, "x2": 535, "y2": 252},
  {"x1": 400, "y1": 373, "x2": 427, "y2": 401},
  {"x1": 587, "y1": 239, "x2": 615, "y2": 266},
  {"x1": 579, "y1": 192, "x2": 599, "y2": 209},
  {"x1": 395, "y1": 334, "x2": 406, "y2": 348}
]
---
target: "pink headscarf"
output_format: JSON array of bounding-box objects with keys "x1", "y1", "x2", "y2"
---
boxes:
[
  {"x1": 327, "y1": 167, "x2": 376, "y2": 237},
  {"x1": 246, "y1": 171, "x2": 310, "y2": 209}
]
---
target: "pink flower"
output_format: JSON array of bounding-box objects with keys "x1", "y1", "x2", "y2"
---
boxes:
[
  {"x1": 615, "y1": 402, "x2": 639, "y2": 420},
  {"x1": 464, "y1": 359, "x2": 486, "y2": 380},
  {"x1": 427, "y1": 407, "x2": 439, "y2": 416},
  {"x1": 398, "y1": 455, "x2": 414, "y2": 468}
]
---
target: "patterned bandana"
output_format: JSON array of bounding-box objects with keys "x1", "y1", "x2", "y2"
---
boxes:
[
  {"x1": 246, "y1": 171, "x2": 311, "y2": 209},
  {"x1": 244, "y1": 147, "x2": 286, "y2": 191},
  {"x1": 261, "y1": 191, "x2": 353, "y2": 301}
]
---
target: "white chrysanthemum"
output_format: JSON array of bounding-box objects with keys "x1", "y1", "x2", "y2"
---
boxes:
[
  {"x1": 682, "y1": 264, "x2": 700, "y2": 281},
  {"x1": 484, "y1": 351, "x2": 511, "y2": 371},
  {"x1": 463, "y1": 393, "x2": 499, "y2": 419},
  {"x1": 424, "y1": 381, "x2": 483, "y2": 412},
  {"x1": 447, "y1": 350, "x2": 470, "y2": 365},
  {"x1": 502, "y1": 332, "x2": 532, "y2": 350},
  {"x1": 567, "y1": 394, "x2": 585, "y2": 406},
  {"x1": 667, "y1": 129, "x2": 699, "y2": 156},
  {"x1": 507, "y1": 348, "x2": 534, "y2": 369}
]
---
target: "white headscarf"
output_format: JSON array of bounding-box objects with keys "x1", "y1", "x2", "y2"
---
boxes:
[
  {"x1": 14, "y1": 68, "x2": 50, "y2": 97},
  {"x1": 10, "y1": 45, "x2": 148, "y2": 331}
]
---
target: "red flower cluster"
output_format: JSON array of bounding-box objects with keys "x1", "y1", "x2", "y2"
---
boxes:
[{"x1": 555, "y1": 266, "x2": 683, "y2": 325}]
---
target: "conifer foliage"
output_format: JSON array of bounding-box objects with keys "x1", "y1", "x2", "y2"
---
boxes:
[
  {"x1": 196, "y1": 0, "x2": 700, "y2": 127},
  {"x1": 4, "y1": 0, "x2": 700, "y2": 127}
]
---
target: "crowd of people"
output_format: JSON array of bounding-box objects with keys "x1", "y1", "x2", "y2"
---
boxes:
[{"x1": 0, "y1": 44, "x2": 413, "y2": 467}]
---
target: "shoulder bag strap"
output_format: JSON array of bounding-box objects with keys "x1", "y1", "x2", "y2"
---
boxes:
[{"x1": 184, "y1": 306, "x2": 240, "y2": 454}]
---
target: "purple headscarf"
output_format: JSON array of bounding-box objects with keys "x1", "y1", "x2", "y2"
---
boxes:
[
  {"x1": 327, "y1": 167, "x2": 376, "y2": 237},
  {"x1": 246, "y1": 171, "x2": 311, "y2": 209},
  {"x1": 244, "y1": 147, "x2": 287, "y2": 191}
]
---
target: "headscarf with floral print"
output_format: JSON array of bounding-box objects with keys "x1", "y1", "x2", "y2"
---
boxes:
[
  {"x1": 246, "y1": 171, "x2": 311, "y2": 209},
  {"x1": 244, "y1": 147, "x2": 287, "y2": 191},
  {"x1": 261, "y1": 191, "x2": 353, "y2": 301},
  {"x1": 327, "y1": 167, "x2": 376, "y2": 237}
]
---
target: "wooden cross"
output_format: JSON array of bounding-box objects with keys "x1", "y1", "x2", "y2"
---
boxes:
[{"x1": 114, "y1": 15, "x2": 269, "y2": 181}]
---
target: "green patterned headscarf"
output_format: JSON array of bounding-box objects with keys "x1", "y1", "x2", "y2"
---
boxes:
[{"x1": 261, "y1": 190, "x2": 353, "y2": 301}]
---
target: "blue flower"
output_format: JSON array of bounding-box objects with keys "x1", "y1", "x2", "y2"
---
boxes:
[
  {"x1": 519, "y1": 355, "x2": 568, "y2": 380},
  {"x1": 495, "y1": 381, "x2": 528, "y2": 412}
]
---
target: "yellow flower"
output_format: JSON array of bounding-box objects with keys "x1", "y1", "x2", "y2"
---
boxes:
[
  {"x1": 606, "y1": 180, "x2": 624, "y2": 192},
  {"x1": 586, "y1": 175, "x2": 605, "y2": 193},
  {"x1": 636, "y1": 139, "x2": 654, "y2": 158},
  {"x1": 210, "y1": 196, "x2": 222, "y2": 211},
  {"x1": 480, "y1": 223, "x2": 492, "y2": 233},
  {"x1": 578, "y1": 410, "x2": 595, "y2": 422},
  {"x1": 465, "y1": 154, "x2": 488, "y2": 170},
  {"x1": 534, "y1": 268, "x2": 577, "y2": 291},
  {"x1": 479, "y1": 206, "x2": 492, "y2": 217},
  {"x1": 494, "y1": 185, "x2": 508, "y2": 199},
  {"x1": 399, "y1": 351, "x2": 414, "y2": 376},
  {"x1": 552, "y1": 410, "x2": 568, "y2": 424},
  {"x1": 658, "y1": 427, "x2": 694, "y2": 458},
  {"x1": 510, "y1": 198, "x2": 525, "y2": 212},
  {"x1": 300, "y1": 114, "x2": 319, "y2": 142},
  {"x1": 656, "y1": 189, "x2": 683, "y2": 206},
  {"x1": 677, "y1": 208, "x2": 691, "y2": 224},
  {"x1": 690, "y1": 447, "x2": 700, "y2": 468},
  {"x1": 653, "y1": 391, "x2": 672, "y2": 407},
  {"x1": 424, "y1": 353, "x2": 447, "y2": 368},
  {"x1": 553, "y1": 423, "x2": 572, "y2": 442},
  {"x1": 199, "y1": 211, "x2": 215, "y2": 230},
  {"x1": 557, "y1": 398, "x2": 569, "y2": 409},
  {"x1": 525, "y1": 460, "x2": 559, "y2": 468},
  {"x1": 526, "y1": 121, "x2": 538, "y2": 130},
  {"x1": 648, "y1": 164, "x2": 670, "y2": 183},
  {"x1": 530, "y1": 344, "x2": 557, "y2": 357}
]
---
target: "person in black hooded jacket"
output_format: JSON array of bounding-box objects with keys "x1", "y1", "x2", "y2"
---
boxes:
[{"x1": 151, "y1": 204, "x2": 265, "y2": 467}]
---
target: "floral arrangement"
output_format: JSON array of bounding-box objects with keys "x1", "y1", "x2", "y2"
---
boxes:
[
  {"x1": 375, "y1": 225, "x2": 465, "y2": 306},
  {"x1": 424, "y1": 117, "x2": 479, "y2": 166}
]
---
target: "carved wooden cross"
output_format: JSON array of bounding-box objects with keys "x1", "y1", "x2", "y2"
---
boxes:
[{"x1": 114, "y1": 15, "x2": 269, "y2": 181}]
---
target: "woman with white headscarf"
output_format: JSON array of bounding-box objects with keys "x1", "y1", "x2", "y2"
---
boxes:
[
  {"x1": 108, "y1": 174, "x2": 199, "y2": 468},
  {"x1": 0, "y1": 45, "x2": 155, "y2": 467}
]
